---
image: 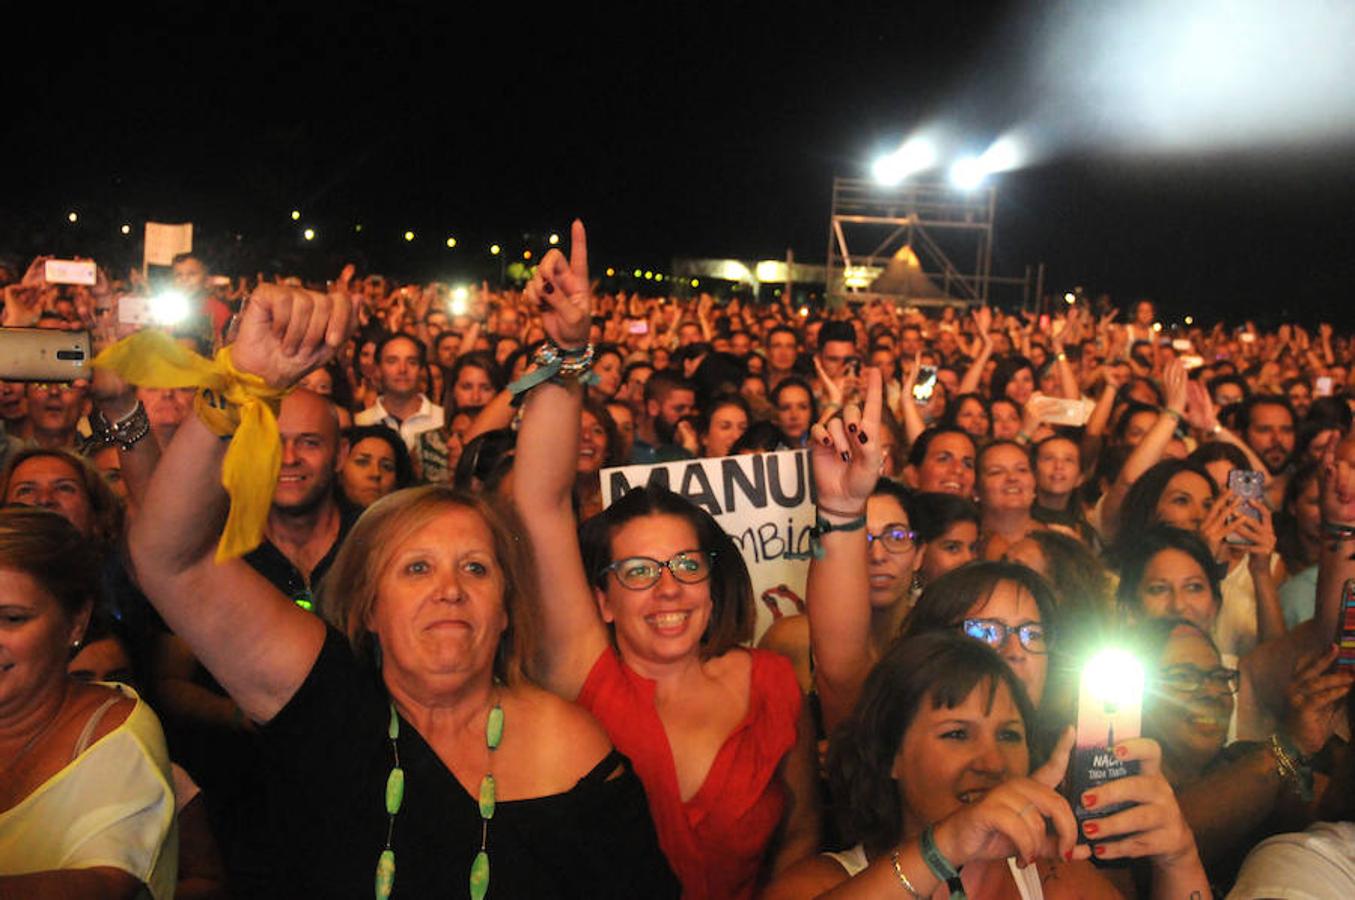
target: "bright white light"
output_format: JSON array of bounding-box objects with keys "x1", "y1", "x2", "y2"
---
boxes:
[
  {"x1": 67, "y1": 211, "x2": 78, "y2": 223},
  {"x1": 450, "y1": 286, "x2": 469, "y2": 315},
  {"x1": 1185, "y1": 315, "x2": 1195, "y2": 325},
  {"x1": 404, "y1": 231, "x2": 415, "y2": 242},
  {"x1": 303, "y1": 228, "x2": 316, "y2": 241},
  {"x1": 949, "y1": 156, "x2": 987, "y2": 190},
  {"x1": 446, "y1": 237, "x2": 457, "y2": 248},
  {"x1": 798, "y1": 306, "x2": 809, "y2": 317},
  {"x1": 872, "y1": 137, "x2": 937, "y2": 185},
  {"x1": 120, "y1": 224, "x2": 132, "y2": 235},
  {"x1": 548, "y1": 233, "x2": 560, "y2": 246},
  {"x1": 1027, "y1": 0, "x2": 1355, "y2": 152},
  {"x1": 489, "y1": 244, "x2": 501, "y2": 255},
  {"x1": 979, "y1": 136, "x2": 1022, "y2": 174},
  {"x1": 1083, "y1": 649, "x2": 1145, "y2": 710},
  {"x1": 1064, "y1": 292, "x2": 1076, "y2": 304},
  {"x1": 150, "y1": 291, "x2": 190, "y2": 326},
  {"x1": 290, "y1": 210, "x2": 301, "y2": 221}
]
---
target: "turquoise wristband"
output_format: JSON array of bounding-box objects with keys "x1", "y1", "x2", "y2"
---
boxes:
[{"x1": 920, "y1": 825, "x2": 966, "y2": 899}]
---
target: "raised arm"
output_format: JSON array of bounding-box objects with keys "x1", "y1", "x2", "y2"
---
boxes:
[
  {"x1": 956, "y1": 306, "x2": 994, "y2": 396},
  {"x1": 806, "y1": 368, "x2": 884, "y2": 733},
  {"x1": 126, "y1": 277, "x2": 354, "y2": 723},
  {"x1": 1101, "y1": 359, "x2": 1186, "y2": 540},
  {"x1": 511, "y1": 220, "x2": 610, "y2": 699}
]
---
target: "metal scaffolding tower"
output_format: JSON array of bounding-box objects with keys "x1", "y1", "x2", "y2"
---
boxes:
[{"x1": 826, "y1": 176, "x2": 1029, "y2": 308}]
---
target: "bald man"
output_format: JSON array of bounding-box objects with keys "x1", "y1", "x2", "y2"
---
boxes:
[{"x1": 243, "y1": 389, "x2": 359, "y2": 610}]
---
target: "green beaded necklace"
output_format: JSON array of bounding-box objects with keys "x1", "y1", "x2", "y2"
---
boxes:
[{"x1": 375, "y1": 700, "x2": 504, "y2": 900}]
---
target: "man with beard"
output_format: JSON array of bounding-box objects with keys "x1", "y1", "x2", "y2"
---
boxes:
[
  {"x1": 1237, "y1": 395, "x2": 1297, "y2": 508},
  {"x1": 243, "y1": 389, "x2": 358, "y2": 610},
  {"x1": 628, "y1": 370, "x2": 696, "y2": 464}
]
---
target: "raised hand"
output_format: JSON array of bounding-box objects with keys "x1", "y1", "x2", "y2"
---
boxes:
[
  {"x1": 524, "y1": 220, "x2": 591, "y2": 349},
  {"x1": 1184, "y1": 379, "x2": 1219, "y2": 433},
  {"x1": 811, "y1": 353, "x2": 845, "y2": 412},
  {"x1": 933, "y1": 727, "x2": 1085, "y2": 869},
  {"x1": 971, "y1": 305, "x2": 993, "y2": 339},
  {"x1": 808, "y1": 367, "x2": 883, "y2": 516},
  {"x1": 230, "y1": 264, "x2": 357, "y2": 389},
  {"x1": 1199, "y1": 492, "x2": 1244, "y2": 561},
  {"x1": 1162, "y1": 358, "x2": 1188, "y2": 414},
  {"x1": 1319, "y1": 436, "x2": 1355, "y2": 527},
  {"x1": 1282, "y1": 645, "x2": 1355, "y2": 756},
  {"x1": 1077, "y1": 737, "x2": 1198, "y2": 869}
]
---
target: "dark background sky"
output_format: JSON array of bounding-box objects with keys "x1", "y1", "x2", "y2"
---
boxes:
[{"x1": 7, "y1": 1, "x2": 1354, "y2": 325}]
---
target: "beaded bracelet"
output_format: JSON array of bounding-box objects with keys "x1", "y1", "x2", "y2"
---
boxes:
[
  {"x1": 88, "y1": 401, "x2": 151, "y2": 451},
  {"x1": 507, "y1": 341, "x2": 600, "y2": 404},
  {"x1": 1270, "y1": 732, "x2": 1315, "y2": 802}
]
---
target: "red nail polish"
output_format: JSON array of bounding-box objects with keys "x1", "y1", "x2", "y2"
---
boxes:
[
  {"x1": 1115, "y1": 744, "x2": 1129, "y2": 759},
  {"x1": 1083, "y1": 821, "x2": 1099, "y2": 836},
  {"x1": 1093, "y1": 844, "x2": 1106, "y2": 857},
  {"x1": 1083, "y1": 793, "x2": 1098, "y2": 809},
  {"x1": 1063, "y1": 850, "x2": 1073, "y2": 862}
]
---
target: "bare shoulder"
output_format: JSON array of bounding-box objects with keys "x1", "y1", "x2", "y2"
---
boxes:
[
  {"x1": 69, "y1": 681, "x2": 137, "y2": 745},
  {"x1": 506, "y1": 683, "x2": 613, "y2": 785},
  {"x1": 761, "y1": 853, "x2": 850, "y2": 900},
  {"x1": 758, "y1": 613, "x2": 809, "y2": 655},
  {"x1": 1038, "y1": 857, "x2": 1125, "y2": 899}
]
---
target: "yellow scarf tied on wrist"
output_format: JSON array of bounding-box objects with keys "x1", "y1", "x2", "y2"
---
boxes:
[{"x1": 92, "y1": 330, "x2": 289, "y2": 561}]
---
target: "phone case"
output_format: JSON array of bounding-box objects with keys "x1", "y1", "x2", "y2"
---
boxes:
[{"x1": 0, "y1": 329, "x2": 92, "y2": 381}]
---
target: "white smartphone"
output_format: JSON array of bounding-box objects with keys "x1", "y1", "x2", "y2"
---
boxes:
[
  {"x1": 44, "y1": 259, "x2": 97, "y2": 286},
  {"x1": 118, "y1": 296, "x2": 156, "y2": 326},
  {"x1": 1040, "y1": 397, "x2": 1090, "y2": 427}
]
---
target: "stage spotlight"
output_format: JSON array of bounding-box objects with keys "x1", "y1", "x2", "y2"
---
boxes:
[
  {"x1": 980, "y1": 136, "x2": 1022, "y2": 174},
  {"x1": 872, "y1": 137, "x2": 936, "y2": 185},
  {"x1": 548, "y1": 233, "x2": 560, "y2": 246},
  {"x1": 303, "y1": 228, "x2": 316, "y2": 241},
  {"x1": 450, "y1": 286, "x2": 469, "y2": 315},
  {"x1": 949, "y1": 156, "x2": 987, "y2": 190},
  {"x1": 1064, "y1": 292, "x2": 1076, "y2": 304}
]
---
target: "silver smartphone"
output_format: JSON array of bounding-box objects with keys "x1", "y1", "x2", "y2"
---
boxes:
[{"x1": 0, "y1": 328, "x2": 92, "y2": 381}]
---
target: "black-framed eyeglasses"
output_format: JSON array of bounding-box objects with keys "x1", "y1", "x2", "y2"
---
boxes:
[
  {"x1": 866, "y1": 523, "x2": 917, "y2": 553},
  {"x1": 1156, "y1": 665, "x2": 1239, "y2": 695},
  {"x1": 963, "y1": 618, "x2": 1049, "y2": 654},
  {"x1": 602, "y1": 550, "x2": 716, "y2": 591}
]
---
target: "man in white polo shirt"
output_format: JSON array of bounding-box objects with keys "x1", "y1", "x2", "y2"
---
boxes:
[{"x1": 355, "y1": 332, "x2": 444, "y2": 448}]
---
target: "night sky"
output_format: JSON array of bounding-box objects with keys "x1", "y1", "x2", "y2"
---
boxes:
[{"x1": 9, "y1": 1, "x2": 1355, "y2": 326}]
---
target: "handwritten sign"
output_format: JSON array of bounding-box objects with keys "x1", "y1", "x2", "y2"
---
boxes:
[
  {"x1": 144, "y1": 222, "x2": 194, "y2": 268},
  {"x1": 600, "y1": 449, "x2": 816, "y2": 641}
]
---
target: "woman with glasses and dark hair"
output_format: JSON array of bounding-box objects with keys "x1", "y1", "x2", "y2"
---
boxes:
[
  {"x1": 512, "y1": 231, "x2": 819, "y2": 899},
  {"x1": 759, "y1": 480, "x2": 922, "y2": 694},
  {"x1": 804, "y1": 372, "x2": 1056, "y2": 735},
  {"x1": 763, "y1": 633, "x2": 1208, "y2": 899},
  {"x1": 1127, "y1": 616, "x2": 1354, "y2": 892}
]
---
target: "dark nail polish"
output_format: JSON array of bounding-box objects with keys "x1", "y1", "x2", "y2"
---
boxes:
[
  {"x1": 544, "y1": 282, "x2": 555, "y2": 294},
  {"x1": 821, "y1": 436, "x2": 832, "y2": 447},
  {"x1": 857, "y1": 431, "x2": 868, "y2": 444},
  {"x1": 847, "y1": 423, "x2": 857, "y2": 432},
  {"x1": 841, "y1": 452, "x2": 851, "y2": 462}
]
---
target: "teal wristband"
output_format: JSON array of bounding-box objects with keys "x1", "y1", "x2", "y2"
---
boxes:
[{"x1": 920, "y1": 825, "x2": 966, "y2": 899}]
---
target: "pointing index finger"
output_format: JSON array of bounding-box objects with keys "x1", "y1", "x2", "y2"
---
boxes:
[{"x1": 569, "y1": 219, "x2": 589, "y2": 282}]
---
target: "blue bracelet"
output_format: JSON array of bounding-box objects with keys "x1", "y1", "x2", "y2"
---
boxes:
[{"x1": 920, "y1": 825, "x2": 966, "y2": 899}]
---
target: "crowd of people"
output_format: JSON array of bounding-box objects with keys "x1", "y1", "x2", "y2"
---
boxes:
[{"x1": 2, "y1": 224, "x2": 1355, "y2": 899}]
